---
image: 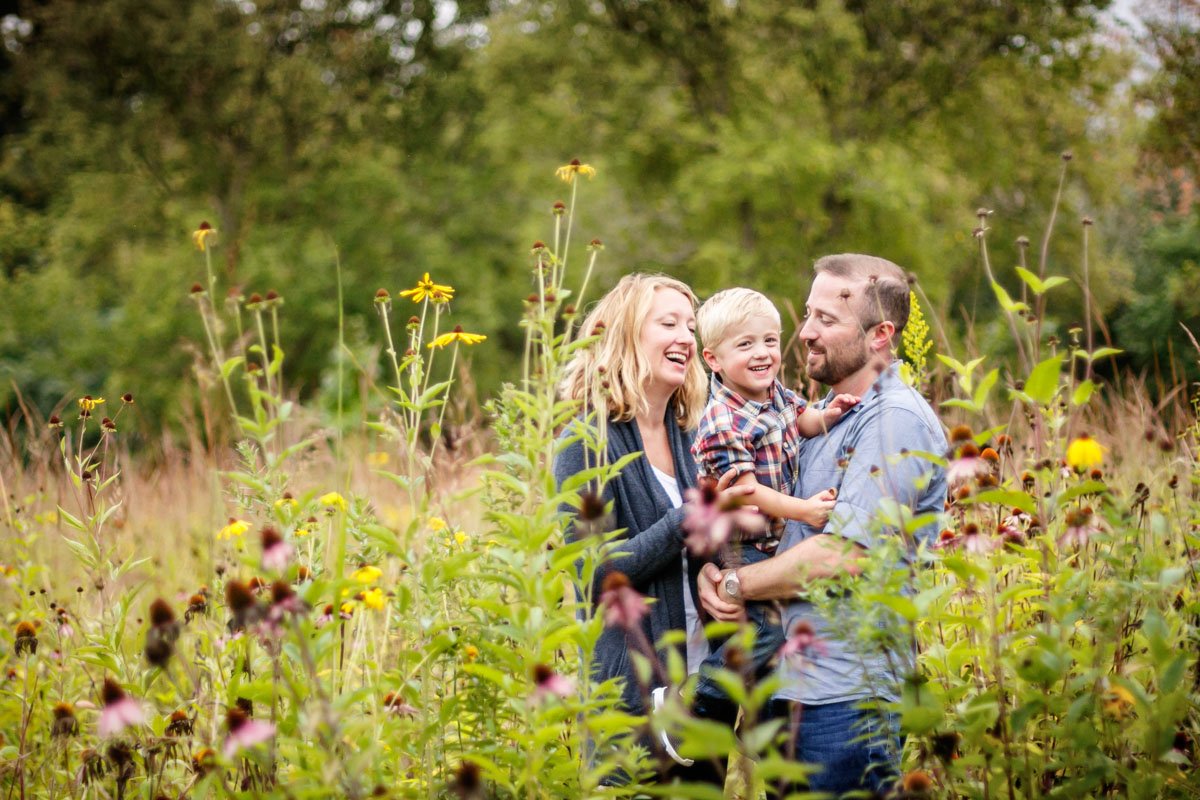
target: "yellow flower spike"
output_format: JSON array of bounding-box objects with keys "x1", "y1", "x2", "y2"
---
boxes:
[
  {"x1": 319, "y1": 492, "x2": 348, "y2": 512},
  {"x1": 555, "y1": 159, "x2": 597, "y2": 184},
  {"x1": 77, "y1": 396, "x2": 105, "y2": 412},
  {"x1": 427, "y1": 325, "x2": 487, "y2": 349},
  {"x1": 1066, "y1": 435, "x2": 1106, "y2": 471},
  {"x1": 217, "y1": 519, "x2": 250, "y2": 541},
  {"x1": 192, "y1": 221, "x2": 217, "y2": 251},
  {"x1": 352, "y1": 565, "x2": 383, "y2": 585},
  {"x1": 398, "y1": 273, "x2": 455, "y2": 304},
  {"x1": 361, "y1": 587, "x2": 385, "y2": 611},
  {"x1": 429, "y1": 517, "x2": 448, "y2": 532}
]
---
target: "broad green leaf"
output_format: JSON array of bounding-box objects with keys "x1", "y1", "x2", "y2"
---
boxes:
[
  {"x1": 1071, "y1": 379, "x2": 1096, "y2": 406},
  {"x1": 991, "y1": 281, "x2": 1028, "y2": 313},
  {"x1": 1014, "y1": 266, "x2": 1045, "y2": 294},
  {"x1": 1023, "y1": 354, "x2": 1063, "y2": 405}
]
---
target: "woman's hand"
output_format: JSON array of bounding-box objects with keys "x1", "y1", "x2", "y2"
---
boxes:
[
  {"x1": 698, "y1": 562, "x2": 744, "y2": 621},
  {"x1": 714, "y1": 467, "x2": 758, "y2": 513}
]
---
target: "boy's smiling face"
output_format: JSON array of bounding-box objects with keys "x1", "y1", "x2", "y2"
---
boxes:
[{"x1": 702, "y1": 314, "x2": 781, "y2": 403}]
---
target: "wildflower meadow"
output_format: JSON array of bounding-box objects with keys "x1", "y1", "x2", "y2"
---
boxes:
[{"x1": 1, "y1": 154, "x2": 1199, "y2": 800}]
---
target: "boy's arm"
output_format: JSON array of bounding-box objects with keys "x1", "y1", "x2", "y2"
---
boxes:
[
  {"x1": 733, "y1": 472, "x2": 834, "y2": 527},
  {"x1": 795, "y1": 393, "x2": 860, "y2": 438}
]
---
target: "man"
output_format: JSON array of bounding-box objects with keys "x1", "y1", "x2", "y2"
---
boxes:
[{"x1": 698, "y1": 253, "x2": 948, "y2": 795}]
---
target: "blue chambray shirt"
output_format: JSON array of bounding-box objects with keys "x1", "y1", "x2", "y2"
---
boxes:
[{"x1": 775, "y1": 362, "x2": 948, "y2": 705}]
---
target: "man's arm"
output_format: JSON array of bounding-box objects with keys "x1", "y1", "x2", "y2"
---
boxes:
[{"x1": 730, "y1": 534, "x2": 863, "y2": 601}]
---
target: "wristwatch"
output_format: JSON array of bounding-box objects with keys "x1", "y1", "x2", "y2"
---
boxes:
[{"x1": 723, "y1": 569, "x2": 742, "y2": 600}]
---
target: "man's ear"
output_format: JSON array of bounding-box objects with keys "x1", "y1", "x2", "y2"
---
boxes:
[
  {"x1": 701, "y1": 347, "x2": 722, "y2": 374},
  {"x1": 870, "y1": 321, "x2": 896, "y2": 353}
]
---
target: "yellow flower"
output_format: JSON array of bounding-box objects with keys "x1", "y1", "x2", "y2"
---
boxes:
[
  {"x1": 555, "y1": 159, "x2": 597, "y2": 184},
  {"x1": 361, "y1": 587, "x2": 385, "y2": 611},
  {"x1": 427, "y1": 325, "x2": 487, "y2": 349},
  {"x1": 293, "y1": 528, "x2": 310, "y2": 538},
  {"x1": 217, "y1": 519, "x2": 250, "y2": 540},
  {"x1": 77, "y1": 396, "x2": 105, "y2": 412},
  {"x1": 1066, "y1": 435, "x2": 1106, "y2": 471},
  {"x1": 464, "y1": 645, "x2": 479, "y2": 662},
  {"x1": 352, "y1": 565, "x2": 382, "y2": 584},
  {"x1": 320, "y1": 492, "x2": 348, "y2": 512},
  {"x1": 1103, "y1": 685, "x2": 1136, "y2": 719},
  {"x1": 192, "y1": 221, "x2": 217, "y2": 252},
  {"x1": 367, "y1": 451, "x2": 390, "y2": 467},
  {"x1": 454, "y1": 531, "x2": 467, "y2": 547},
  {"x1": 340, "y1": 601, "x2": 356, "y2": 617},
  {"x1": 273, "y1": 496, "x2": 298, "y2": 512},
  {"x1": 398, "y1": 273, "x2": 455, "y2": 304},
  {"x1": 429, "y1": 517, "x2": 448, "y2": 532}
]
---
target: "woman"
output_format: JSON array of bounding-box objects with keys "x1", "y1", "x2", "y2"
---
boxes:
[{"x1": 554, "y1": 273, "x2": 748, "y2": 784}]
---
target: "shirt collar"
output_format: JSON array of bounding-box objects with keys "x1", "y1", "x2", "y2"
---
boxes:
[{"x1": 710, "y1": 374, "x2": 777, "y2": 413}]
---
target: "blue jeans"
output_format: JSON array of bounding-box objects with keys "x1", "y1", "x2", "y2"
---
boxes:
[
  {"x1": 765, "y1": 699, "x2": 901, "y2": 797},
  {"x1": 694, "y1": 546, "x2": 784, "y2": 715}
]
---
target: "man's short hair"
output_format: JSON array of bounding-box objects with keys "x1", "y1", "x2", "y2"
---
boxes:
[
  {"x1": 696, "y1": 288, "x2": 781, "y2": 351},
  {"x1": 813, "y1": 254, "x2": 911, "y2": 341}
]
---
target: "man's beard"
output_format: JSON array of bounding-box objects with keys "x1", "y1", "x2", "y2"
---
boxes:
[{"x1": 807, "y1": 337, "x2": 870, "y2": 385}]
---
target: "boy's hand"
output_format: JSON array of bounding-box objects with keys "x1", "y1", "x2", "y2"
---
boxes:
[
  {"x1": 798, "y1": 487, "x2": 837, "y2": 527},
  {"x1": 823, "y1": 393, "x2": 860, "y2": 423}
]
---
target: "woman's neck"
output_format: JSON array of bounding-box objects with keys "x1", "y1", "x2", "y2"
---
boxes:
[{"x1": 637, "y1": 394, "x2": 671, "y2": 433}]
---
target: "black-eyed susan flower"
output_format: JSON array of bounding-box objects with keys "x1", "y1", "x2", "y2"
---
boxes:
[
  {"x1": 192, "y1": 221, "x2": 217, "y2": 252},
  {"x1": 361, "y1": 587, "x2": 385, "y2": 611},
  {"x1": 78, "y1": 396, "x2": 105, "y2": 413},
  {"x1": 191, "y1": 746, "x2": 216, "y2": 774},
  {"x1": 1066, "y1": 434, "x2": 1106, "y2": 471},
  {"x1": 398, "y1": 273, "x2": 455, "y2": 304},
  {"x1": 217, "y1": 518, "x2": 250, "y2": 541},
  {"x1": 319, "y1": 492, "x2": 347, "y2": 512},
  {"x1": 555, "y1": 159, "x2": 597, "y2": 183},
  {"x1": 1103, "y1": 684, "x2": 1136, "y2": 719},
  {"x1": 428, "y1": 325, "x2": 487, "y2": 349},
  {"x1": 352, "y1": 564, "x2": 382, "y2": 585}
]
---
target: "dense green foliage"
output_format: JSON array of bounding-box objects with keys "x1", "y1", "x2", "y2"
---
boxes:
[{"x1": 0, "y1": 0, "x2": 1197, "y2": 430}]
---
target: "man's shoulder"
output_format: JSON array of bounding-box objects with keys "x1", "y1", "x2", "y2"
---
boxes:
[{"x1": 850, "y1": 387, "x2": 945, "y2": 447}]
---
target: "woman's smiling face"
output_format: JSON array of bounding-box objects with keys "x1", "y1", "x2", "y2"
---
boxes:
[{"x1": 639, "y1": 288, "x2": 697, "y2": 397}]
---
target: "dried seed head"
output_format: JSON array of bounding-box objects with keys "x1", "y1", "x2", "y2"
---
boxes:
[{"x1": 149, "y1": 599, "x2": 176, "y2": 628}]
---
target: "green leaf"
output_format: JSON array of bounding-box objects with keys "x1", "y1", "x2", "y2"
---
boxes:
[
  {"x1": 1071, "y1": 379, "x2": 1096, "y2": 407},
  {"x1": 1041, "y1": 276, "x2": 1070, "y2": 291},
  {"x1": 972, "y1": 367, "x2": 1000, "y2": 409},
  {"x1": 221, "y1": 356, "x2": 245, "y2": 380},
  {"x1": 991, "y1": 281, "x2": 1028, "y2": 313},
  {"x1": 1014, "y1": 266, "x2": 1045, "y2": 294},
  {"x1": 968, "y1": 489, "x2": 1037, "y2": 515},
  {"x1": 1023, "y1": 355, "x2": 1063, "y2": 405}
]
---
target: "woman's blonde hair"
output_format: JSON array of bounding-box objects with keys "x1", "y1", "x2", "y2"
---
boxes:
[{"x1": 560, "y1": 273, "x2": 707, "y2": 429}]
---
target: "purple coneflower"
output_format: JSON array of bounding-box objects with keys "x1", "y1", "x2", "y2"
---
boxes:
[
  {"x1": 778, "y1": 620, "x2": 826, "y2": 666},
  {"x1": 599, "y1": 572, "x2": 648, "y2": 631},
  {"x1": 533, "y1": 664, "x2": 575, "y2": 699},
  {"x1": 261, "y1": 526, "x2": 293, "y2": 572},
  {"x1": 98, "y1": 678, "x2": 144, "y2": 737},
  {"x1": 682, "y1": 476, "x2": 766, "y2": 557},
  {"x1": 1059, "y1": 507, "x2": 1100, "y2": 549},
  {"x1": 947, "y1": 442, "x2": 989, "y2": 486},
  {"x1": 223, "y1": 706, "x2": 275, "y2": 758}
]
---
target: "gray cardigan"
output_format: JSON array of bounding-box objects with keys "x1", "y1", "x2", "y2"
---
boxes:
[{"x1": 554, "y1": 406, "x2": 702, "y2": 714}]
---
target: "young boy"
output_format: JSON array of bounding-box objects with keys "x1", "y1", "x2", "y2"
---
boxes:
[{"x1": 689, "y1": 287, "x2": 858, "y2": 725}]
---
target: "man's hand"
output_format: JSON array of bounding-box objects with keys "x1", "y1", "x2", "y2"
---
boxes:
[{"x1": 698, "y1": 562, "x2": 744, "y2": 621}]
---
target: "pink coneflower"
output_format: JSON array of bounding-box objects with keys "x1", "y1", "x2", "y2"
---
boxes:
[
  {"x1": 947, "y1": 442, "x2": 989, "y2": 486},
  {"x1": 778, "y1": 620, "x2": 827, "y2": 666},
  {"x1": 382, "y1": 691, "x2": 418, "y2": 716},
  {"x1": 956, "y1": 523, "x2": 998, "y2": 556},
  {"x1": 263, "y1": 581, "x2": 307, "y2": 637},
  {"x1": 98, "y1": 678, "x2": 144, "y2": 737},
  {"x1": 223, "y1": 706, "x2": 275, "y2": 758},
  {"x1": 532, "y1": 664, "x2": 575, "y2": 700},
  {"x1": 261, "y1": 527, "x2": 293, "y2": 572},
  {"x1": 682, "y1": 477, "x2": 767, "y2": 557},
  {"x1": 1059, "y1": 507, "x2": 1100, "y2": 549},
  {"x1": 599, "y1": 572, "x2": 648, "y2": 631}
]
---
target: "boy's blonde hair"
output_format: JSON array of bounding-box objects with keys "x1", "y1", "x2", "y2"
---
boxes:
[
  {"x1": 696, "y1": 287, "x2": 781, "y2": 351},
  {"x1": 560, "y1": 273, "x2": 707, "y2": 429}
]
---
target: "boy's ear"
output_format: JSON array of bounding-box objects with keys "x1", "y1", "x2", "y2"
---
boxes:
[{"x1": 701, "y1": 347, "x2": 722, "y2": 374}]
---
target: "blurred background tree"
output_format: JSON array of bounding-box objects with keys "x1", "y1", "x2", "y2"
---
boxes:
[{"x1": 0, "y1": 0, "x2": 1195, "y2": 436}]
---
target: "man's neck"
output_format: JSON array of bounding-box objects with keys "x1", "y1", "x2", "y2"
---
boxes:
[{"x1": 832, "y1": 356, "x2": 894, "y2": 397}]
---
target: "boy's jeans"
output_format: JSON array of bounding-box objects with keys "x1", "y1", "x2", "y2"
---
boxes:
[{"x1": 692, "y1": 545, "x2": 783, "y2": 724}]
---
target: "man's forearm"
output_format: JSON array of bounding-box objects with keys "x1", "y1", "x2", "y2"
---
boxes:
[{"x1": 737, "y1": 534, "x2": 863, "y2": 601}]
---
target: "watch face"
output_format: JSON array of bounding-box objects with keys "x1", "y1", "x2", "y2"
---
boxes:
[{"x1": 724, "y1": 574, "x2": 738, "y2": 597}]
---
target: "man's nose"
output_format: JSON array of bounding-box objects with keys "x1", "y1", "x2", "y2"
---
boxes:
[{"x1": 798, "y1": 317, "x2": 817, "y2": 342}]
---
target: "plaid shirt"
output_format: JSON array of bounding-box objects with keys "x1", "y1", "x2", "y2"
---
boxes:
[{"x1": 691, "y1": 376, "x2": 807, "y2": 550}]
